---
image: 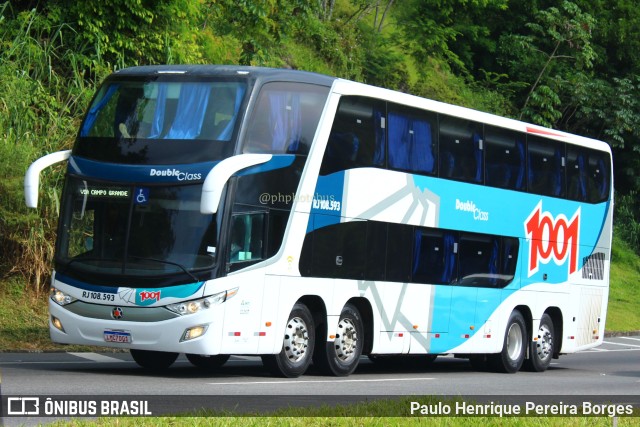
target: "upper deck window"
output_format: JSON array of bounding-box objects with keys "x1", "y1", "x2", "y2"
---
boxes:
[
  {"x1": 243, "y1": 82, "x2": 330, "y2": 155},
  {"x1": 75, "y1": 79, "x2": 247, "y2": 164}
]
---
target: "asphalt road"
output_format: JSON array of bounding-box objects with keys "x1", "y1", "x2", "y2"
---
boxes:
[{"x1": 1, "y1": 335, "x2": 638, "y2": 423}]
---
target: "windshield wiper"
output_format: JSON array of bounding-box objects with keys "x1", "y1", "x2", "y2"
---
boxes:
[{"x1": 126, "y1": 255, "x2": 200, "y2": 282}]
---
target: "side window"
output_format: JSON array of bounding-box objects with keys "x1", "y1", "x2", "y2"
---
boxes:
[
  {"x1": 387, "y1": 105, "x2": 437, "y2": 175},
  {"x1": 566, "y1": 145, "x2": 589, "y2": 201},
  {"x1": 412, "y1": 229, "x2": 458, "y2": 284},
  {"x1": 320, "y1": 97, "x2": 385, "y2": 176},
  {"x1": 244, "y1": 82, "x2": 329, "y2": 154},
  {"x1": 587, "y1": 150, "x2": 611, "y2": 203},
  {"x1": 299, "y1": 219, "x2": 367, "y2": 279},
  {"x1": 457, "y1": 234, "x2": 499, "y2": 287},
  {"x1": 457, "y1": 234, "x2": 518, "y2": 288},
  {"x1": 485, "y1": 126, "x2": 525, "y2": 190},
  {"x1": 528, "y1": 136, "x2": 565, "y2": 198},
  {"x1": 439, "y1": 115, "x2": 483, "y2": 183},
  {"x1": 385, "y1": 223, "x2": 413, "y2": 282},
  {"x1": 229, "y1": 212, "x2": 266, "y2": 265},
  {"x1": 365, "y1": 221, "x2": 387, "y2": 281}
]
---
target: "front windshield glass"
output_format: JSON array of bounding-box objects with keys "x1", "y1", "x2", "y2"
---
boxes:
[
  {"x1": 57, "y1": 177, "x2": 218, "y2": 280},
  {"x1": 74, "y1": 79, "x2": 247, "y2": 164}
]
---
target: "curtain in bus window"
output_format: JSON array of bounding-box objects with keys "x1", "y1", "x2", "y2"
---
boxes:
[
  {"x1": 442, "y1": 233, "x2": 457, "y2": 284},
  {"x1": 553, "y1": 147, "x2": 565, "y2": 196},
  {"x1": 80, "y1": 84, "x2": 120, "y2": 137},
  {"x1": 388, "y1": 112, "x2": 434, "y2": 173},
  {"x1": 473, "y1": 133, "x2": 483, "y2": 182},
  {"x1": 412, "y1": 119, "x2": 434, "y2": 173},
  {"x1": 267, "y1": 91, "x2": 302, "y2": 152},
  {"x1": 147, "y1": 83, "x2": 169, "y2": 138},
  {"x1": 164, "y1": 84, "x2": 211, "y2": 139},
  {"x1": 388, "y1": 112, "x2": 410, "y2": 169},
  {"x1": 571, "y1": 154, "x2": 587, "y2": 201},
  {"x1": 591, "y1": 157, "x2": 609, "y2": 203},
  {"x1": 217, "y1": 86, "x2": 246, "y2": 141},
  {"x1": 372, "y1": 109, "x2": 385, "y2": 166},
  {"x1": 515, "y1": 140, "x2": 525, "y2": 189},
  {"x1": 489, "y1": 238, "x2": 499, "y2": 286}
]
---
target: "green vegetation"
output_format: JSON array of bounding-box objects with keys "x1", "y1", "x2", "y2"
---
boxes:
[
  {"x1": 1, "y1": 0, "x2": 639, "y2": 350},
  {"x1": 608, "y1": 237, "x2": 640, "y2": 332}
]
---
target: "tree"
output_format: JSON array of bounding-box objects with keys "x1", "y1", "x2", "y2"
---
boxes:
[
  {"x1": 50, "y1": 0, "x2": 204, "y2": 68},
  {"x1": 500, "y1": 1, "x2": 596, "y2": 125}
]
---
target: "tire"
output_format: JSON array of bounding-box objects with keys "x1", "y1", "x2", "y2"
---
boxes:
[
  {"x1": 488, "y1": 310, "x2": 527, "y2": 373},
  {"x1": 130, "y1": 349, "x2": 178, "y2": 370},
  {"x1": 524, "y1": 313, "x2": 555, "y2": 372},
  {"x1": 186, "y1": 354, "x2": 230, "y2": 370},
  {"x1": 262, "y1": 303, "x2": 315, "y2": 378},
  {"x1": 314, "y1": 303, "x2": 364, "y2": 376}
]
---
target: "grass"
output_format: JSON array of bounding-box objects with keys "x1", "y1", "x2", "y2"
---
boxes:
[{"x1": 607, "y1": 237, "x2": 640, "y2": 332}]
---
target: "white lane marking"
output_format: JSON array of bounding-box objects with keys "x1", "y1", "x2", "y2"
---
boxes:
[
  {"x1": 582, "y1": 348, "x2": 640, "y2": 353},
  {"x1": 68, "y1": 352, "x2": 127, "y2": 363},
  {"x1": 208, "y1": 377, "x2": 435, "y2": 386},
  {"x1": 602, "y1": 341, "x2": 640, "y2": 348},
  {"x1": 619, "y1": 337, "x2": 640, "y2": 342}
]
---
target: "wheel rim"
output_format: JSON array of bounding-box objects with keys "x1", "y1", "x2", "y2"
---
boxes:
[
  {"x1": 335, "y1": 318, "x2": 358, "y2": 362},
  {"x1": 535, "y1": 324, "x2": 553, "y2": 361},
  {"x1": 506, "y1": 322, "x2": 523, "y2": 361},
  {"x1": 283, "y1": 316, "x2": 309, "y2": 363}
]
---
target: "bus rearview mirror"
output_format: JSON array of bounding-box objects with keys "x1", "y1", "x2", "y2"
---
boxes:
[
  {"x1": 201, "y1": 154, "x2": 272, "y2": 214},
  {"x1": 24, "y1": 150, "x2": 72, "y2": 208}
]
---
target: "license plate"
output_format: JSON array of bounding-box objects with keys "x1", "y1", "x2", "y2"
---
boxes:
[{"x1": 104, "y1": 329, "x2": 132, "y2": 343}]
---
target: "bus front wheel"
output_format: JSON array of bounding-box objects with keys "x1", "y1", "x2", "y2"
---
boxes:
[
  {"x1": 489, "y1": 310, "x2": 526, "y2": 373},
  {"x1": 524, "y1": 313, "x2": 555, "y2": 372},
  {"x1": 314, "y1": 303, "x2": 364, "y2": 376},
  {"x1": 130, "y1": 349, "x2": 178, "y2": 370},
  {"x1": 262, "y1": 303, "x2": 315, "y2": 378}
]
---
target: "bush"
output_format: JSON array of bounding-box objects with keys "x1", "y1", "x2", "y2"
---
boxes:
[{"x1": 614, "y1": 191, "x2": 640, "y2": 253}]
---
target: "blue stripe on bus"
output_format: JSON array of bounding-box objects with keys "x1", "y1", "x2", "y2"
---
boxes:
[
  {"x1": 55, "y1": 272, "x2": 118, "y2": 294},
  {"x1": 412, "y1": 174, "x2": 609, "y2": 284},
  {"x1": 54, "y1": 272, "x2": 205, "y2": 306},
  {"x1": 307, "y1": 170, "x2": 346, "y2": 232},
  {"x1": 237, "y1": 154, "x2": 296, "y2": 175},
  {"x1": 67, "y1": 155, "x2": 296, "y2": 183},
  {"x1": 68, "y1": 156, "x2": 218, "y2": 183}
]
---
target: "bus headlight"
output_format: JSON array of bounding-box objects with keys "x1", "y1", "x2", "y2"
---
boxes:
[
  {"x1": 166, "y1": 287, "x2": 238, "y2": 316},
  {"x1": 181, "y1": 325, "x2": 208, "y2": 342},
  {"x1": 50, "y1": 287, "x2": 77, "y2": 306}
]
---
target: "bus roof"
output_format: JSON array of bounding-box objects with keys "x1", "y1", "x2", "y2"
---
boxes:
[{"x1": 112, "y1": 64, "x2": 337, "y2": 87}]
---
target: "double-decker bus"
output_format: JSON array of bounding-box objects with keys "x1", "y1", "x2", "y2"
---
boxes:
[{"x1": 25, "y1": 65, "x2": 612, "y2": 377}]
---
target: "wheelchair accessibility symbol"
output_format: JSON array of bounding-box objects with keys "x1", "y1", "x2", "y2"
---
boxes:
[{"x1": 135, "y1": 187, "x2": 149, "y2": 205}]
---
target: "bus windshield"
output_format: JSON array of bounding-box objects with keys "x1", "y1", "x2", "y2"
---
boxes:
[
  {"x1": 75, "y1": 79, "x2": 247, "y2": 164},
  {"x1": 56, "y1": 177, "x2": 218, "y2": 282}
]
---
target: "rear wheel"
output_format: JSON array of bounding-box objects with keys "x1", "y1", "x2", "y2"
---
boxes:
[
  {"x1": 186, "y1": 354, "x2": 230, "y2": 370},
  {"x1": 524, "y1": 313, "x2": 555, "y2": 372},
  {"x1": 488, "y1": 310, "x2": 526, "y2": 373},
  {"x1": 130, "y1": 349, "x2": 178, "y2": 370},
  {"x1": 262, "y1": 303, "x2": 315, "y2": 378},
  {"x1": 314, "y1": 303, "x2": 364, "y2": 376}
]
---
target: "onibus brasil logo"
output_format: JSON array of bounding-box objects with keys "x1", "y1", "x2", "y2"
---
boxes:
[{"x1": 524, "y1": 201, "x2": 580, "y2": 278}]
